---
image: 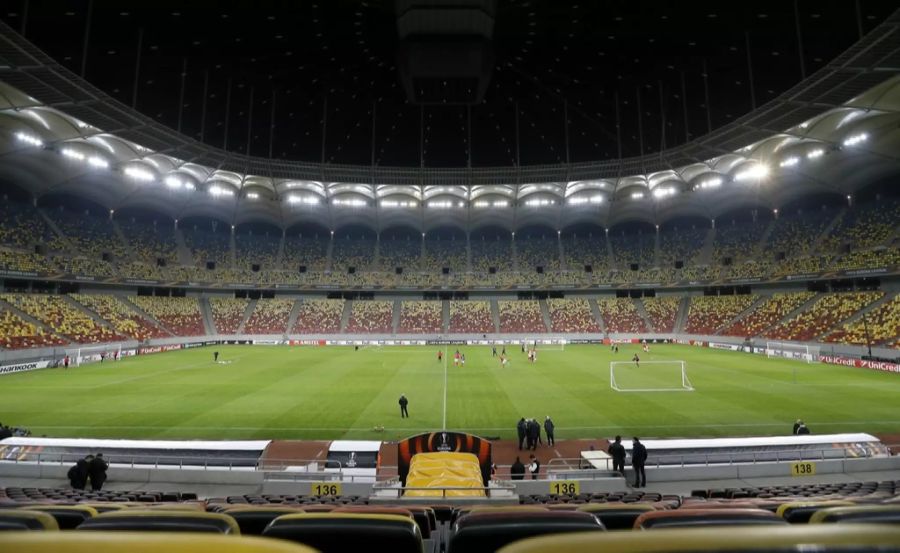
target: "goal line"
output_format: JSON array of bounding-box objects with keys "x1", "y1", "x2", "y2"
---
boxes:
[{"x1": 610, "y1": 360, "x2": 694, "y2": 393}]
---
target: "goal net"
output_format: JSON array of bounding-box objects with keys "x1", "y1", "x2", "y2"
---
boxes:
[
  {"x1": 64, "y1": 343, "x2": 122, "y2": 367},
  {"x1": 610, "y1": 360, "x2": 693, "y2": 392},
  {"x1": 765, "y1": 341, "x2": 820, "y2": 363},
  {"x1": 524, "y1": 339, "x2": 566, "y2": 352}
]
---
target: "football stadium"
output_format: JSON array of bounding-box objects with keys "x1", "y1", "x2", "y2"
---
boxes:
[{"x1": 0, "y1": 1, "x2": 899, "y2": 550}]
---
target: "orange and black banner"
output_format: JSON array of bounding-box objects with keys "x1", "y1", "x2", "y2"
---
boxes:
[{"x1": 397, "y1": 431, "x2": 492, "y2": 485}]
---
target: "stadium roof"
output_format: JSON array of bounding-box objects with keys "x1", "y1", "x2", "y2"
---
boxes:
[{"x1": 1, "y1": 8, "x2": 899, "y2": 231}]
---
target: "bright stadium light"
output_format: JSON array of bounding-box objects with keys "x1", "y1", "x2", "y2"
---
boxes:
[
  {"x1": 568, "y1": 195, "x2": 603, "y2": 205},
  {"x1": 806, "y1": 148, "x2": 825, "y2": 160},
  {"x1": 246, "y1": 192, "x2": 259, "y2": 200},
  {"x1": 842, "y1": 132, "x2": 868, "y2": 147},
  {"x1": 87, "y1": 156, "x2": 109, "y2": 169},
  {"x1": 779, "y1": 156, "x2": 800, "y2": 168},
  {"x1": 164, "y1": 176, "x2": 183, "y2": 189},
  {"x1": 208, "y1": 185, "x2": 234, "y2": 197},
  {"x1": 15, "y1": 132, "x2": 43, "y2": 147},
  {"x1": 333, "y1": 198, "x2": 367, "y2": 207},
  {"x1": 697, "y1": 177, "x2": 722, "y2": 190},
  {"x1": 427, "y1": 200, "x2": 457, "y2": 209},
  {"x1": 652, "y1": 187, "x2": 675, "y2": 199},
  {"x1": 631, "y1": 192, "x2": 645, "y2": 200},
  {"x1": 287, "y1": 195, "x2": 318, "y2": 205},
  {"x1": 184, "y1": 182, "x2": 196, "y2": 191},
  {"x1": 525, "y1": 198, "x2": 554, "y2": 207},
  {"x1": 61, "y1": 148, "x2": 85, "y2": 161},
  {"x1": 734, "y1": 164, "x2": 770, "y2": 182},
  {"x1": 381, "y1": 200, "x2": 417, "y2": 208},
  {"x1": 124, "y1": 166, "x2": 154, "y2": 182}
]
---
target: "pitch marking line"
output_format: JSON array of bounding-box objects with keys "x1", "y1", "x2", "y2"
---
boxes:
[{"x1": 442, "y1": 345, "x2": 448, "y2": 430}]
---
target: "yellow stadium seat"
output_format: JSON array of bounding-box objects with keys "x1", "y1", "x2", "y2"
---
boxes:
[
  {"x1": 495, "y1": 524, "x2": 900, "y2": 553},
  {"x1": 809, "y1": 505, "x2": 900, "y2": 524},
  {"x1": 263, "y1": 512, "x2": 422, "y2": 553},
  {"x1": 0, "y1": 509, "x2": 60, "y2": 531},
  {"x1": 0, "y1": 531, "x2": 318, "y2": 553},
  {"x1": 775, "y1": 500, "x2": 856, "y2": 523},
  {"x1": 76, "y1": 510, "x2": 239, "y2": 534},
  {"x1": 21, "y1": 505, "x2": 98, "y2": 529}
]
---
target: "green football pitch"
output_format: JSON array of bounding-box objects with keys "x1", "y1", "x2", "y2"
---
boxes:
[{"x1": 1, "y1": 344, "x2": 898, "y2": 441}]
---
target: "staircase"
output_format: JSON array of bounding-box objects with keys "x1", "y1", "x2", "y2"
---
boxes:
[
  {"x1": 695, "y1": 228, "x2": 716, "y2": 265},
  {"x1": 588, "y1": 298, "x2": 607, "y2": 334},
  {"x1": 285, "y1": 299, "x2": 303, "y2": 334},
  {"x1": 37, "y1": 209, "x2": 74, "y2": 254},
  {"x1": 325, "y1": 236, "x2": 335, "y2": 272},
  {"x1": 275, "y1": 232, "x2": 286, "y2": 269},
  {"x1": 754, "y1": 220, "x2": 777, "y2": 259},
  {"x1": 373, "y1": 236, "x2": 382, "y2": 271},
  {"x1": 717, "y1": 294, "x2": 769, "y2": 335},
  {"x1": 557, "y1": 237, "x2": 567, "y2": 270},
  {"x1": 0, "y1": 297, "x2": 66, "y2": 342},
  {"x1": 511, "y1": 238, "x2": 519, "y2": 272},
  {"x1": 490, "y1": 299, "x2": 501, "y2": 333},
  {"x1": 340, "y1": 300, "x2": 353, "y2": 333},
  {"x1": 391, "y1": 299, "x2": 402, "y2": 334},
  {"x1": 118, "y1": 295, "x2": 174, "y2": 336},
  {"x1": 674, "y1": 296, "x2": 691, "y2": 333},
  {"x1": 633, "y1": 298, "x2": 655, "y2": 332},
  {"x1": 110, "y1": 220, "x2": 136, "y2": 262},
  {"x1": 605, "y1": 234, "x2": 616, "y2": 269},
  {"x1": 236, "y1": 299, "x2": 257, "y2": 334},
  {"x1": 442, "y1": 300, "x2": 450, "y2": 334},
  {"x1": 174, "y1": 228, "x2": 194, "y2": 266},
  {"x1": 228, "y1": 233, "x2": 237, "y2": 269},
  {"x1": 62, "y1": 295, "x2": 119, "y2": 334},
  {"x1": 466, "y1": 235, "x2": 473, "y2": 272},
  {"x1": 757, "y1": 293, "x2": 822, "y2": 337},
  {"x1": 538, "y1": 299, "x2": 553, "y2": 332},
  {"x1": 652, "y1": 232, "x2": 661, "y2": 268},
  {"x1": 814, "y1": 291, "x2": 894, "y2": 341},
  {"x1": 811, "y1": 207, "x2": 846, "y2": 253},
  {"x1": 199, "y1": 297, "x2": 215, "y2": 335}
]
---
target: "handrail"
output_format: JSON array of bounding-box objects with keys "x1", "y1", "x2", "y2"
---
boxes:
[
  {"x1": 370, "y1": 483, "x2": 517, "y2": 499},
  {"x1": 0, "y1": 451, "x2": 345, "y2": 472}
]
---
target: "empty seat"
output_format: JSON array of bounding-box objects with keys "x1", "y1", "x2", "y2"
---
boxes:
[
  {"x1": 810, "y1": 505, "x2": 900, "y2": 524},
  {"x1": 633, "y1": 508, "x2": 788, "y2": 529},
  {"x1": 576, "y1": 503, "x2": 655, "y2": 530},
  {"x1": 448, "y1": 510, "x2": 604, "y2": 553},
  {"x1": 263, "y1": 513, "x2": 423, "y2": 553},
  {"x1": 76, "y1": 510, "x2": 240, "y2": 534},
  {"x1": 0, "y1": 509, "x2": 60, "y2": 531},
  {"x1": 776, "y1": 500, "x2": 856, "y2": 523},
  {"x1": 0, "y1": 531, "x2": 318, "y2": 553},
  {"x1": 21, "y1": 505, "x2": 98, "y2": 529},
  {"x1": 223, "y1": 507, "x2": 305, "y2": 535},
  {"x1": 497, "y1": 524, "x2": 900, "y2": 553}
]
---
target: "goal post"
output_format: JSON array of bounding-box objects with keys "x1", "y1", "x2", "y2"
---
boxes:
[
  {"x1": 610, "y1": 360, "x2": 693, "y2": 392},
  {"x1": 525, "y1": 338, "x2": 566, "y2": 351},
  {"x1": 64, "y1": 343, "x2": 123, "y2": 367},
  {"x1": 765, "y1": 341, "x2": 820, "y2": 364}
]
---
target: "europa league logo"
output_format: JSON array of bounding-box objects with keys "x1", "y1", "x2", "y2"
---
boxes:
[{"x1": 437, "y1": 432, "x2": 452, "y2": 451}]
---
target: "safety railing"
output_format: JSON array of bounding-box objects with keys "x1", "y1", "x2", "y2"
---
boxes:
[
  {"x1": 371, "y1": 482, "x2": 518, "y2": 499},
  {"x1": 0, "y1": 451, "x2": 338, "y2": 472}
]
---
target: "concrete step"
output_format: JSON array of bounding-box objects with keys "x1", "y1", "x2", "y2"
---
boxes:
[
  {"x1": 588, "y1": 298, "x2": 607, "y2": 334},
  {"x1": 236, "y1": 299, "x2": 257, "y2": 334},
  {"x1": 285, "y1": 298, "x2": 303, "y2": 334},
  {"x1": 117, "y1": 295, "x2": 175, "y2": 336},
  {"x1": 199, "y1": 297, "x2": 215, "y2": 335}
]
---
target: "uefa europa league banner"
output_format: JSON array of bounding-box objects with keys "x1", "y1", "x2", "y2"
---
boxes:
[{"x1": 397, "y1": 431, "x2": 492, "y2": 486}]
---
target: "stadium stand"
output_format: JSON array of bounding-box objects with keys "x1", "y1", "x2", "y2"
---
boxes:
[
  {"x1": 0, "y1": 199, "x2": 54, "y2": 250},
  {"x1": 380, "y1": 237, "x2": 422, "y2": 271},
  {"x1": 712, "y1": 220, "x2": 767, "y2": 265},
  {"x1": 720, "y1": 292, "x2": 816, "y2": 338},
  {"x1": 182, "y1": 226, "x2": 232, "y2": 267},
  {"x1": 641, "y1": 297, "x2": 681, "y2": 333},
  {"x1": 830, "y1": 248, "x2": 900, "y2": 271},
  {"x1": 821, "y1": 200, "x2": 899, "y2": 251},
  {"x1": 1, "y1": 293, "x2": 125, "y2": 344},
  {"x1": 547, "y1": 298, "x2": 600, "y2": 333},
  {"x1": 292, "y1": 299, "x2": 344, "y2": 334},
  {"x1": 471, "y1": 237, "x2": 513, "y2": 273},
  {"x1": 424, "y1": 237, "x2": 468, "y2": 273},
  {"x1": 596, "y1": 298, "x2": 647, "y2": 333},
  {"x1": 72, "y1": 294, "x2": 169, "y2": 341},
  {"x1": 129, "y1": 296, "x2": 206, "y2": 336},
  {"x1": 823, "y1": 293, "x2": 900, "y2": 346},
  {"x1": 765, "y1": 292, "x2": 885, "y2": 342},
  {"x1": 657, "y1": 227, "x2": 708, "y2": 268},
  {"x1": 46, "y1": 207, "x2": 128, "y2": 260},
  {"x1": 60, "y1": 257, "x2": 117, "y2": 277},
  {"x1": 118, "y1": 219, "x2": 178, "y2": 265},
  {"x1": 332, "y1": 236, "x2": 376, "y2": 272},
  {"x1": 244, "y1": 299, "x2": 295, "y2": 334},
  {"x1": 765, "y1": 209, "x2": 834, "y2": 260},
  {"x1": 0, "y1": 250, "x2": 59, "y2": 274},
  {"x1": 684, "y1": 295, "x2": 758, "y2": 335},
  {"x1": 282, "y1": 234, "x2": 329, "y2": 272},
  {"x1": 498, "y1": 300, "x2": 546, "y2": 333},
  {"x1": 449, "y1": 301, "x2": 494, "y2": 334},
  {"x1": 563, "y1": 233, "x2": 611, "y2": 275},
  {"x1": 398, "y1": 301, "x2": 443, "y2": 334},
  {"x1": 609, "y1": 232, "x2": 655, "y2": 270},
  {"x1": 235, "y1": 230, "x2": 280, "y2": 271},
  {"x1": 0, "y1": 306, "x2": 66, "y2": 349},
  {"x1": 210, "y1": 298, "x2": 249, "y2": 334},
  {"x1": 346, "y1": 301, "x2": 394, "y2": 333},
  {"x1": 517, "y1": 235, "x2": 561, "y2": 271}
]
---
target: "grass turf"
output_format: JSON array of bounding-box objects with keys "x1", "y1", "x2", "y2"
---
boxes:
[{"x1": 0, "y1": 344, "x2": 898, "y2": 441}]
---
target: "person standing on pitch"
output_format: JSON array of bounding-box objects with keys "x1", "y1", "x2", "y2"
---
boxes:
[
  {"x1": 214, "y1": 351, "x2": 219, "y2": 363},
  {"x1": 517, "y1": 417, "x2": 527, "y2": 450},
  {"x1": 608, "y1": 435, "x2": 626, "y2": 477},
  {"x1": 544, "y1": 416, "x2": 555, "y2": 446},
  {"x1": 398, "y1": 394, "x2": 409, "y2": 418},
  {"x1": 631, "y1": 438, "x2": 647, "y2": 488}
]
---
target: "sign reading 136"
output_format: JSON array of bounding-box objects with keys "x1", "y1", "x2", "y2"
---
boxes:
[
  {"x1": 550, "y1": 480, "x2": 580, "y2": 495},
  {"x1": 311, "y1": 482, "x2": 342, "y2": 496}
]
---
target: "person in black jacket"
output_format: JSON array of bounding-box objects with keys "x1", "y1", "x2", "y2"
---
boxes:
[
  {"x1": 67, "y1": 456, "x2": 90, "y2": 490},
  {"x1": 793, "y1": 419, "x2": 804, "y2": 435},
  {"x1": 543, "y1": 416, "x2": 555, "y2": 446},
  {"x1": 398, "y1": 394, "x2": 409, "y2": 418},
  {"x1": 631, "y1": 438, "x2": 647, "y2": 488},
  {"x1": 516, "y1": 418, "x2": 527, "y2": 450},
  {"x1": 510, "y1": 457, "x2": 526, "y2": 480},
  {"x1": 527, "y1": 419, "x2": 540, "y2": 450},
  {"x1": 796, "y1": 422, "x2": 810, "y2": 435},
  {"x1": 608, "y1": 435, "x2": 626, "y2": 477},
  {"x1": 528, "y1": 454, "x2": 541, "y2": 480},
  {"x1": 88, "y1": 453, "x2": 109, "y2": 491}
]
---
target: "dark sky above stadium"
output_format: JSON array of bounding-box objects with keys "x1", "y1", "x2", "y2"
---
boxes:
[{"x1": 2, "y1": 1, "x2": 894, "y2": 168}]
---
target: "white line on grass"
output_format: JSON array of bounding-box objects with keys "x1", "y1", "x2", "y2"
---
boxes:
[{"x1": 442, "y1": 345, "x2": 448, "y2": 430}]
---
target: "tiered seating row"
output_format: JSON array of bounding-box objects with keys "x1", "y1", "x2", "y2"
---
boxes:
[
  {"x1": 498, "y1": 300, "x2": 546, "y2": 333},
  {"x1": 765, "y1": 292, "x2": 884, "y2": 342},
  {"x1": 449, "y1": 301, "x2": 494, "y2": 334},
  {"x1": 547, "y1": 298, "x2": 600, "y2": 333},
  {"x1": 244, "y1": 299, "x2": 295, "y2": 334},
  {"x1": 641, "y1": 297, "x2": 680, "y2": 333},
  {"x1": 597, "y1": 298, "x2": 647, "y2": 333},
  {"x1": 210, "y1": 298, "x2": 249, "y2": 334},
  {"x1": 292, "y1": 300, "x2": 344, "y2": 334},
  {"x1": 346, "y1": 301, "x2": 394, "y2": 333},
  {"x1": 130, "y1": 296, "x2": 206, "y2": 337},
  {"x1": 684, "y1": 295, "x2": 757, "y2": 335},
  {"x1": 398, "y1": 301, "x2": 443, "y2": 334}
]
